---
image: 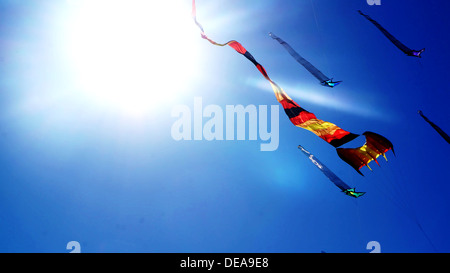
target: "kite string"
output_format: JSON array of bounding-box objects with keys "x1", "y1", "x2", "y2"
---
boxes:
[
  {"x1": 366, "y1": 171, "x2": 434, "y2": 251},
  {"x1": 387, "y1": 160, "x2": 439, "y2": 252},
  {"x1": 309, "y1": 0, "x2": 331, "y2": 76},
  {"x1": 376, "y1": 161, "x2": 438, "y2": 252}
]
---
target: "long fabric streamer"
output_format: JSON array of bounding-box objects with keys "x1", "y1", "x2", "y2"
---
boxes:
[
  {"x1": 418, "y1": 111, "x2": 450, "y2": 144},
  {"x1": 358, "y1": 10, "x2": 424, "y2": 57},
  {"x1": 298, "y1": 145, "x2": 365, "y2": 198},
  {"x1": 269, "y1": 32, "x2": 341, "y2": 88}
]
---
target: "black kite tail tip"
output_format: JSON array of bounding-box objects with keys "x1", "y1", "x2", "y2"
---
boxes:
[
  {"x1": 412, "y1": 48, "x2": 425, "y2": 58},
  {"x1": 357, "y1": 169, "x2": 365, "y2": 177}
]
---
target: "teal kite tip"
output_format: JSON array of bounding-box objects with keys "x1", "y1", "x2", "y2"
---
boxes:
[
  {"x1": 322, "y1": 79, "x2": 342, "y2": 88},
  {"x1": 343, "y1": 188, "x2": 366, "y2": 198}
]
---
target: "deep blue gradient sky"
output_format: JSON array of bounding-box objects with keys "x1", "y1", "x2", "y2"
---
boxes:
[{"x1": 0, "y1": 0, "x2": 449, "y2": 253}]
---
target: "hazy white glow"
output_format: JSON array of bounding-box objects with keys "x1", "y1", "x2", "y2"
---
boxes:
[
  {"x1": 247, "y1": 78, "x2": 386, "y2": 120},
  {"x1": 63, "y1": 0, "x2": 200, "y2": 117}
]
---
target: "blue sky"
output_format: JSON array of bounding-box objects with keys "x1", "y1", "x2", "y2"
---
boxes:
[{"x1": 0, "y1": 0, "x2": 449, "y2": 253}]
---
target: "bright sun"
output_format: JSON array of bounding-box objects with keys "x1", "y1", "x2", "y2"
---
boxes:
[{"x1": 64, "y1": 0, "x2": 200, "y2": 117}]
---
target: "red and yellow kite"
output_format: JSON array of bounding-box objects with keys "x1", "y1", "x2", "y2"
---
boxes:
[{"x1": 337, "y1": 132, "x2": 395, "y2": 176}]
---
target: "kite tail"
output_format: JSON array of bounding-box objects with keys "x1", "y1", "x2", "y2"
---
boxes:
[
  {"x1": 192, "y1": 0, "x2": 233, "y2": 46},
  {"x1": 192, "y1": 0, "x2": 204, "y2": 33},
  {"x1": 269, "y1": 32, "x2": 332, "y2": 85},
  {"x1": 358, "y1": 10, "x2": 422, "y2": 57},
  {"x1": 298, "y1": 145, "x2": 365, "y2": 198},
  {"x1": 418, "y1": 111, "x2": 450, "y2": 144}
]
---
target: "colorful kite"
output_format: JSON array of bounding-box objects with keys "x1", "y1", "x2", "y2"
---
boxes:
[
  {"x1": 298, "y1": 145, "x2": 365, "y2": 198},
  {"x1": 192, "y1": 0, "x2": 394, "y2": 174},
  {"x1": 279, "y1": 94, "x2": 359, "y2": 147},
  {"x1": 269, "y1": 32, "x2": 341, "y2": 88},
  {"x1": 337, "y1": 132, "x2": 395, "y2": 176},
  {"x1": 418, "y1": 111, "x2": 450, "y2": 144},
  {"x1": 358, "y1": 10, "x2": 425, "y2": 57}
]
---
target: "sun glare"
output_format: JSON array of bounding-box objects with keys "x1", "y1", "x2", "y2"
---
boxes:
[{"x1": 64, "y1": 0, "x2": 199, "y2": 117}]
